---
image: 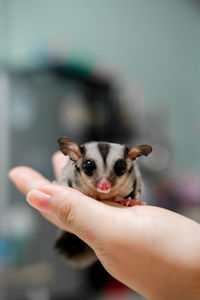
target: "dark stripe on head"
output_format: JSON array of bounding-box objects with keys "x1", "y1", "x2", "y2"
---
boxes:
[
  {"x1": 75, "y1": 165, "x2": 80, "y2": 172},
  {"x1": 97, "y1": 143, "x2": 110, "y2": 164},
  {"x1": 128, "y1": 166, "x2": 133, "y2": 174},
  {"x1": 80, "y1": 145, "x2": 85, "y2": 154},
  {"x1": 80, "y1": 145, "x2": 86, "y2": 159},
  {"x1": 124, "y1": 146, "x2": 130, "y2": 157},
  {"x1": 132, "y1": 179, "x2": 137, "y2": 198},
  {"x1": 68, "y1": 179, "x2": 73, "y2": 187}
]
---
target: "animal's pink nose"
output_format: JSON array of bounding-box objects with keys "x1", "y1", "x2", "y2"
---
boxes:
[{"x1": 96, "y1": 177, "x2": 111, "y2": 193}]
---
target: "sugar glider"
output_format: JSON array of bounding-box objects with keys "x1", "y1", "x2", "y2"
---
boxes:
[{"x1": 55, "y1": 137, "x2": 152, "y2": 267}]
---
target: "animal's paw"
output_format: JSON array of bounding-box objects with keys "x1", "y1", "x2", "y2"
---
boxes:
[{"x1": 114, "y1": 196, "x2": 146, "y2": 207}]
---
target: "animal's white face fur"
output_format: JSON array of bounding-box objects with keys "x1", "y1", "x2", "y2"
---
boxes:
[
  {"x1": 58, "y1": 138, "x2": 152, "y2": 201},
  {"x1": 75, "y1": 142, "x2": 134, "y2": 199}
]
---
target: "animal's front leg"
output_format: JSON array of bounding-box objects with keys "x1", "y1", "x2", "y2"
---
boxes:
[{"x1": 114, "y1": 195, "x2": 146, "y2": 207}]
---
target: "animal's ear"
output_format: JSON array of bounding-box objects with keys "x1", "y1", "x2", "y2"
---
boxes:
[
  {"x1": 57, "y1": 137, "x2": 83, "y2": 161},
  {"x1": 126, "y1": 144, "x2": 152, "y2": 160}
]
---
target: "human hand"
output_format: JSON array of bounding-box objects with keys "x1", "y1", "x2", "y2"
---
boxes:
[{"x1": 9, "y1": 152, "x2": 200, "y2": 300}]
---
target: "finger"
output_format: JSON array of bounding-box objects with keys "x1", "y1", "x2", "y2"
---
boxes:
[
  {"x1": 51, "y1": 151, "x2": 68, "y2": 180},
  {"x1": 8, "y1": 166, "x2": 50, "y2": 194},
  {"x1": 8, "y1": 166, "x2": 66, "y2": 230},
  {"x1": 26, "y1": 184, "x2": 116, "y2": 247}
]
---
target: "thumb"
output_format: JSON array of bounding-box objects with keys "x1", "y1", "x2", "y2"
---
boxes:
[{"x1": 27, "y1": 184, "x2": 115, "y2": 248}]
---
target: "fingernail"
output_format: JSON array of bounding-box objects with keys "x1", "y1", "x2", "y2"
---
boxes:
[{"x1": 27, "y1": 190, "x2": 51, "y2": 212}]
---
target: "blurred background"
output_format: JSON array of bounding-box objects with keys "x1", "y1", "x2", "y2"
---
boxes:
[{"x1": 0, "y1": 0, "x2": 200, "y2": 299}]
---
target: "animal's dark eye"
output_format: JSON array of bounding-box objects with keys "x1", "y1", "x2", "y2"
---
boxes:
[
  {"x1": 83, "y1": 160, "x2": 96, "y2": 176},
  {"x1": 114, "y1": 160, "x2": 126, "y2": 176}
]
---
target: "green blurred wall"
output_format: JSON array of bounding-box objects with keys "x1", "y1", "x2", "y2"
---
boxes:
[
  {"x1": 1, "y1": 0, "x2": 200, "y2": 172},
  {"x1": 0, "y1": 0, "x2": 5, "y2": 62}
]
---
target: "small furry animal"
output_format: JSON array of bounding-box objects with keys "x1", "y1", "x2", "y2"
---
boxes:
[{"x1": 55, "y1": 137, "x2": 152, "y2": 267}]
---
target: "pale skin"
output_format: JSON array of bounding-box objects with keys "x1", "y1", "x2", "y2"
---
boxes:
[{"x1": 9, "y1": 152, "x2": 200, "y2": 300}]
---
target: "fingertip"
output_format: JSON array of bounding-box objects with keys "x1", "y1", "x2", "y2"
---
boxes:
[
  {"x1": 52, "y1": 151, "x2": 68, "y2": 179},
  {"x1": 52, "y1": 151, "x2": 62, "y2": 161},
  {"x1": 52, "y1": 151, "x2": 67, "y2": 164},
  {"x1": 8, "y1": 167, "x2": 17, "y2": 181},
  {"x1": 8, "y1": 166, "x2": 50, "y2": 195},
  {"x1": 8, "y1": 166, "x2": 30, "y2": 180}
]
